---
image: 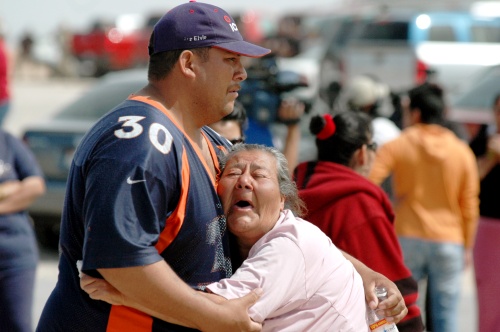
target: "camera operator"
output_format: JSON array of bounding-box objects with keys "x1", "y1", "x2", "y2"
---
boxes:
[
  {"x1": 275, "y1": 97, "x2": 305, "y2": 174},
  {"x1": 238, "y1": 55, "x2": 307, "y2": 175},
  {"x1": 210, "y1": 99, "x2": 304, "y2": 177}
]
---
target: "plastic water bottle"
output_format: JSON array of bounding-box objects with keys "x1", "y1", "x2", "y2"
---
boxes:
[{"x1": 366, "y1": 286, "x2": 399, "y2": 332}]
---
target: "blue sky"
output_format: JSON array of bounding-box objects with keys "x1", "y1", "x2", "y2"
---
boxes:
[{"x1": 2, "y1": 0, "x2": 340, "y2": 47}]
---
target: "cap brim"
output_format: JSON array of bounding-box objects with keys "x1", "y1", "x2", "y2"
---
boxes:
[{"x1": 214, "y1": 41, "x2": 271, "y2": 58}]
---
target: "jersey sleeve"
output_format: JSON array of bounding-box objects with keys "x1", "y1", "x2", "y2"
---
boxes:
[
  {"x1": 206, "y1": 236, "x2": 306, "y2": 323},
  {"x1": 8, "y1": 133, "x2": 44, "y2": 179},
  {"x1": 80, "y1": 115, "x2": 181, "y2": 271}
]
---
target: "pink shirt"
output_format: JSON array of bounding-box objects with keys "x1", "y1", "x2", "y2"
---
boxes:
[{"x1": 207, "y1": 210, "x2": 369, "y2": 331}]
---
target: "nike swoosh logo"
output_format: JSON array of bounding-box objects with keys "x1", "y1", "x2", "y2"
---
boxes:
[{"x1": 127, "y1": 177, "x2": 146, "y2": 184}]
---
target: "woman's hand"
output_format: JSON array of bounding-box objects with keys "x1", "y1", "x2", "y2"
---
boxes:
[
  {"x1": 0, "y1": 180, "x2": 21, "y2": 201},
  {"x1": 342, "y1": 251, "x2": 408, "y2": 324},
  {"x1": 80, "y1": 273, "x2": 125, "y2": 306},
  {"x1": 364, "y1": 271, "x2": 408, "y2": 324}
]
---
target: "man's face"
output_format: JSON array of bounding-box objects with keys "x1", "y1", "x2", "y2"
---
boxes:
[
  {"x1": 208, "y1": 120, "x2": 243, "y2": 144},
  {"x1": 193, "y1": 48, "x2": 247, "y2": 123},
  {"x1": 217, "y1": 150, "x2": 284, "y2": 245}
]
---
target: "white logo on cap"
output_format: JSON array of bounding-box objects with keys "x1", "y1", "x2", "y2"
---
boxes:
[
  {"x1": 229, "y1": 23, "x2": 238, "y2": 32},
  {"x1": 184, "y1": 35, "x2": 207, "y2": 42}
]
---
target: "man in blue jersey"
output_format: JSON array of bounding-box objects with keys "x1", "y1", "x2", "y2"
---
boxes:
[
  {"x1": 37, "y1": 2, "x2": 270, "y2": 331},
  {"x1": 38, "y1": 2, "x2": 407, "y2": 331}
]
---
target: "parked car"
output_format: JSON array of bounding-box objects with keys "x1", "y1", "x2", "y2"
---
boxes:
[
  {"x1": 340, "y1": 8, "x2": 500, "y2": 99},
  {"x1": 22, "y1": 69, "x2": 147, "y2": 247}
]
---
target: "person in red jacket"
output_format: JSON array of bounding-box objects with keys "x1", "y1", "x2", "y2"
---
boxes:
[{"x1": 294, "y1": 112, "x2": 424, "y2": 332}]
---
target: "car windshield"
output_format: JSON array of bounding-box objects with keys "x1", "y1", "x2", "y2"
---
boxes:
[
  {"x1": 54, "y1": 78, "x2": 145, "y2": 121},
  {"x1": 351, "y1": 21, "x2": 409, "y2": 41},
  {"x1": 471, "y1": 25, "x2": 500, "y2": 43},
  {"x1": 453, "y1": 66, "x2": 500, "y2": 108}
]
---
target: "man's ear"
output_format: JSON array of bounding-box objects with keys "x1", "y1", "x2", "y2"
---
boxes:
[{"x1": 178, "y1": 50, "x2": 196, "y2": 78}]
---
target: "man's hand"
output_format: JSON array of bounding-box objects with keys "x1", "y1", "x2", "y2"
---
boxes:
[
  {"x1": 81, "y1": 262, "x2": 262, "y2": 332},
  {"x1": 278, "y1": 98, "x2": 305, "y2": 125},
  {"x1": 202, "y1": 289, "x2": 263, "y2": 332},
  {"x1": 80, "y1": 273, "x2": 125, "y2": 306},
  {"x1": 364, "y1": 272, "x2": 408, "y2": 324}
]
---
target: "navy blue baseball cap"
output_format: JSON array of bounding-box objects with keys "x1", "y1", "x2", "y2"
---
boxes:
[{"x1": 149, "y1": 1, "x2": 271, "y2": 58}]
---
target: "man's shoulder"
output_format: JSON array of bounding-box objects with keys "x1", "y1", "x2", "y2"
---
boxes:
[{"x1": 74, "y1": 102, "x2": 186, "y2": 167}]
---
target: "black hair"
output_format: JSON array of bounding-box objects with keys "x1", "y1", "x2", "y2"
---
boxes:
[
  {"x1": 408, "y1": 83, "x2": 445, "y2": 125},
  {"x1": 310, "y1": 112, "x2": 373, "y2": 166},
  {"x1": 147, "y1": 32, "x2": 210, "y2": 81}
]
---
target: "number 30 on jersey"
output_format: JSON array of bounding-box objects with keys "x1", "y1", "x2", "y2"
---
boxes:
[{"x1": 114, "y1": 116, "x2": 173, "y2": 154}]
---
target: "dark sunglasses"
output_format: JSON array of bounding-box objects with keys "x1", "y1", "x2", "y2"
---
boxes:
[
  {"x1": 366, "y1": 142, "x2": 378, "y2": 151},
  {"x1": 229, "y1": 138, "x2": 245, "y2": 145}
]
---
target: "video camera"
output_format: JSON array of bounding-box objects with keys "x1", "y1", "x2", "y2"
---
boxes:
[{"x1": 238, "y1": 55, "x2": 309, "y2": 125}]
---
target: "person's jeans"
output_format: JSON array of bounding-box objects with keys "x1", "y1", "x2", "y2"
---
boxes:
[
  {"x1": 0, "y1": 267, "x2": 37, "y2": 332},
  {"x1": 399, "y1": 237, "x2": 464, "y2": 332}
]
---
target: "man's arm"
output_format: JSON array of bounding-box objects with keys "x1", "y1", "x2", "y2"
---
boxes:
[
  {"x1": 342, "y1": 251, "x2": 408, "y2": 323},
  {"x1": 278, "y1": 98, "x2": 305, "y2": 176},
  {"x1": 0, "y1": 177, "x2": 46, "y2": 214},
  {"x1": 97, "y1": 260, "x2": 262, "y2": 332}
]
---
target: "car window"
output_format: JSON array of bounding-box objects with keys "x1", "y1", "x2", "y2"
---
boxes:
[
  {"x1": 428, "y1": 25, "x2": 456, "y2": 41},
  {"x1": 454, "y1": 67, "x2": 500, "y2": 108},
  {"x1": 471, "y1": 25, "x2": 500, "y2": 43},
  {"x1": 351, "y1": 21, "x2": 409, "y2": 41},
  {"x1": 55, "y1": 79, "x2": 145, "y2": 121}
]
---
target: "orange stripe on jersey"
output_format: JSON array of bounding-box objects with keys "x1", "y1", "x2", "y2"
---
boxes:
[
  {"x1": 129, "y1": 95, "x2": 217, "y2": 186},
  {"x1": 106, "y1": 305, "x2": 152, "y2": 331},
  {"x1": 155, "y1": 148, "x2": 190, "y2": 253}
]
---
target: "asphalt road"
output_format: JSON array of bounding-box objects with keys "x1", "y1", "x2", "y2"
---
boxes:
[{"x1": 6, "y1": 75, "x2": 478, "y2": 331}]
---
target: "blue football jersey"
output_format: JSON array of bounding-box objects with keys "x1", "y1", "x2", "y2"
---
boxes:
[{"x1": 37, "y1": 97, "x2": 232, "y2": 331}]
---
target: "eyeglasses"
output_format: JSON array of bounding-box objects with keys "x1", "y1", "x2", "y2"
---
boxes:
[
  {"x1": 366, "y1": 142, "x2": 378, "y2": 151},
  {"x1": 229, "y1": 138, "x2": 245, "y2": 145}
]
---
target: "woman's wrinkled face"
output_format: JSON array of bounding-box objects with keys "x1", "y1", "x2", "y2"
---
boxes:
[{"x1": 217, "y1": 150, "x2": 284, "y2": 245}]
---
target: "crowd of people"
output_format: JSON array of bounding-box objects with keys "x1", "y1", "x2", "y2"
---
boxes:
[{"x1": 0, "y1": 1, "x2": 498, "y2": 332}]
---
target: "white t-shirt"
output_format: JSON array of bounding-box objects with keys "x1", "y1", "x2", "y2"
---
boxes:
[
  {"x1": 372, "y1": 117, "x2": 401, "y2": 147},
  {"x1": 206, "y1": 210, "x2": 369, "y2": 332}
]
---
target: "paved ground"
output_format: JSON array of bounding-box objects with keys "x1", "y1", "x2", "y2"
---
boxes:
[{"x1": 6, "y1": 76, "x2": 478, "y2": 331}]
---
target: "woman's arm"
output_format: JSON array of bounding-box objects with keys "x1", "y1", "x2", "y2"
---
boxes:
[
  {"x1": 0, "y1": 176, "x2": 45, "y2": 214},
  {"x1": 85, "y1": 261, "x2": 262, "y2": 332},
  {"x1": 80, "y1": 272, "x2": 233, "y2": 324},
  {"x1": 278, "y1": 98, "x2": 305, "y2": 176},
  {"x1": 342, "y1": 251, "x2": 408, "y2": 323}
]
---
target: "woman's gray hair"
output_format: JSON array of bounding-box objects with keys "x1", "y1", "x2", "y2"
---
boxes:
[{"x1": 219, "y1": 144, "x2": 307, "y2": 217}]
